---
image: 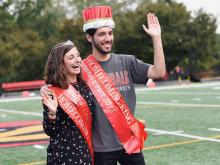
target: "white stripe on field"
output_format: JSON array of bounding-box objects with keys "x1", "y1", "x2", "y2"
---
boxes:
[
  {"x1": 33, "y1": 145, "x2": 45, "y2": 149},
  {"x1": 137, "y1": 101, "x2": 220, "y2": 108},
  {"x1": 153, "y1": 130, "x2": 184, "y2": 135},
  {"x1": 146, "y1": 128, "x2": 220, "y2": 143},
  {"x1": 0, "y1": 96, "x2": 41, "y2": 102},
  {"x1": 170, "y1": 100, "x2": 179, "y2": 103},
  {"x1": 138, "y1": 92, "x2": 220, "y2": 96},
  {"x1": 0, "y1": 109, "x2": 42, "y2": 116},
  {"x1": 192, "y1": 98, "x2": 202, "y2": 101},
  {"x1": 208, "y1": 128, "x2": 220, "y2": 132},
  {"x1": 1, "y1": 114, "x2": 7, "y2": 117},
  {"x1": 136, "y1": 82, "x2": 220, "y2": 91},
  {"x1": 212, "y1": 87, "x2": 220, "y2": 90},
  {"x1": 0, "y1": 129, "x2": 6, "y2": 132}
]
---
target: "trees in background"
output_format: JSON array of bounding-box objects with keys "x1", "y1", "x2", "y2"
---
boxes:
[
  {"x1": 114, "y1": 1, "x2": 218, "y2": 77},
  {"x1": 0, "y1": 0, "x2": 219, "y2": 82},
  {"x1": 214, "y1": 34, "x2": 220, "y2": 72},
  {"x1": 0, "y1": 0, "x2": 60, "y2": 82}
]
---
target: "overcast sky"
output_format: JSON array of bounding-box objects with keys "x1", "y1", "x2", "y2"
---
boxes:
[{"x1": 176, "y1": 0, "x2": 220, "y2": 33}]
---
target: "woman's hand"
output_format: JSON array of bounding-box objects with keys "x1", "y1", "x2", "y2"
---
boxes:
[
  {"x1": 41, "y1": 90, "x2": 58, "y2": 115},
  {"x1": 40, "y1": 84, "x2": 53, "y2": 97}
]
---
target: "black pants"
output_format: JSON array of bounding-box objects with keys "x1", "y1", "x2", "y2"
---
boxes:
[{"x1": 94, "y1": 149, "x2": 146, "y2": 165}]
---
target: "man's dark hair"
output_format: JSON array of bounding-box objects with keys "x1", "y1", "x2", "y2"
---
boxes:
[{"x1": 86, "y1": 28, "x2": 97, "y2": 36}]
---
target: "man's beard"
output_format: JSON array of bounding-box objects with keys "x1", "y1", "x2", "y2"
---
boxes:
[{"x1": 93, "y1": 40, "x2": 112, "y2": 55}]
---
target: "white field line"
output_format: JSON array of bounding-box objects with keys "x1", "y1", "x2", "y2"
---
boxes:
[
  {"x1": 212, "y1": 87, "x2": 220, "y2": 90},
  {"x1": 146, "y1": 128, "x2": 220, "y2": 143},
  {"x1": 137, "y1": 101, "x2": 220, "y2": 108},
  {"x1": 137, "y1": 92, "x2": 220, "y2": 96},
  {"x1": 153, "y1": 130, "x2": 184, "y2": 135},
  {"x1": 0, "y1": 96, "x2": 41, "y2": 102},
  {"x1": 33, "y1": 145, "x2": 45, "y2": 149},
  {"x1": 0, "y1": 109, "x2": 42, "y2": 116},
  {"x1": 208, "y1": 128, "x2": 220, "y2": 132},
  {"x1": 1, "y1": 114, "x2": 7, "y2": 117},
  {"x1": 192, "y1": 98, "x2": 202, "y2": 101},
  {"x1": 170, "y1": 100, "x2": 179, "y2": 103},
  {"x1": 136, "y1": 82, "x2": 220, "y2": 91}
]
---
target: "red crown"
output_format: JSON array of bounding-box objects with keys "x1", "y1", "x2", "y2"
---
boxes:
[{"x1": 82, "y1": 6, "x2": 115, "y2": 32}]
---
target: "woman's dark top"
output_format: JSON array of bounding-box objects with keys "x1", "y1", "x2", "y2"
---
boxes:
[{"x1": 42, "y1": 83, "x2": 94, "y2": 165}]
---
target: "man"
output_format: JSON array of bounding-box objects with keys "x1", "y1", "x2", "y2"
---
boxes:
[
  {"x1": 81, "y1": 6, "x2": 165, "y2": 165},
  {"x1": 41, "y1": 5, "x2": 165, "y2": 165}
]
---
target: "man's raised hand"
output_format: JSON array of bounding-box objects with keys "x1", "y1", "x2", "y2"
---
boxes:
[{"x1": 142, "y1": 13, "x2": 161, "y2": 38}]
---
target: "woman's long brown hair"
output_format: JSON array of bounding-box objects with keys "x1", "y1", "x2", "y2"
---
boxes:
[{"x1": 44, "y1": 42, "x2": 83, "y2": 89}]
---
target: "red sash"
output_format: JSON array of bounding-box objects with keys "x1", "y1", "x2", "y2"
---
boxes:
[
  {"x1": 81, "y1": 55, "x2": 148, "y2": 154},
  {"x1": 50, "y1": 85, "x2": 94, "y2": 163}
]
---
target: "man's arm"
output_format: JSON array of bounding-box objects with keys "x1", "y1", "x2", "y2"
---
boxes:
[{"x1": 142, "y1": 13, "x2": 166, "y2": 79}]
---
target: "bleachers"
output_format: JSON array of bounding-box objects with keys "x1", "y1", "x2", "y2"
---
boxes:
[{"x1": 1, "y1": 80, "x2": 45, "y2": 92}]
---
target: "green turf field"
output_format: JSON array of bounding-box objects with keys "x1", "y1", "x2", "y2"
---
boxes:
[{"x1": 0, "y1": 82, "x2": 220, "y2": 165}]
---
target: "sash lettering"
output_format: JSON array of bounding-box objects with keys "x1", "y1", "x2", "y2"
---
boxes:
[
  {"x1": 50, "y1": 85, "x2": 94, "y2": 164},
  {"x1": 82, "y1": 55, "x2": 148, "y2": 154}
]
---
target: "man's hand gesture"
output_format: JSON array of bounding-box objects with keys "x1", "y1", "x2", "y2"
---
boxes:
[{"x1": 142, "y1": 13, "x2": 161, "y2": 38}]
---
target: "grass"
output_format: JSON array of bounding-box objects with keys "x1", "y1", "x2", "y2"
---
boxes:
[{"x1": 0, "y1": 82, "x2": 220, "y2": 165}]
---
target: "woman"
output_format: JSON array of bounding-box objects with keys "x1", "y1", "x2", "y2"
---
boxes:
[{"x1": 41, "y1": 40, "x2": 94, "y2": 165}]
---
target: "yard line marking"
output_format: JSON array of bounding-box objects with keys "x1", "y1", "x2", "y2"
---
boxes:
[
  {"x1": 143, "y1": 134, "x2": 220, "y2": 151},
  {"x1": 146, "y1": 128, "x2": 220, "y2": 142},
  {"x1": 208, "y1": 128, "x2": 220, "y2": 132},
  {"x1": 1, "y1": 114, "x2": 7, "y2": 117},
  {"x1": 212, "y1": 86, "x2": 220, "y2": 90},
  {"x1": 0, "y1": 96, "x2": 41, "y2": 102},
  {"x1": 137, "y1": 101, "x2": 220, "y2": 108},
  {"x1": 33, "y1": 144, "x2": 45, "y2": 149},
  {"x1": 0, "y1": 109, "x2": 42, "y2": 116},
  {"x1": 17, "y1": 161, "x2": 45, "y2": 165},
  {"x1": 170, "y1": 100, "x2": 179, "y2": 103},
  {"x1": 192, "y1": 97, "x2": 202, "y2": 101},
  {"x1": 136, "y1": 82, "x2": 220, "y2": 91},
  {"x1": 0, "y1": 129, "x2": 6, "y2": 132},
  {"x1": 153, "y1": 130, "x2": 184, "y2": 135},
  {"x1": 138, "y1": 92, "x2": 220, "y2": 96}
]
